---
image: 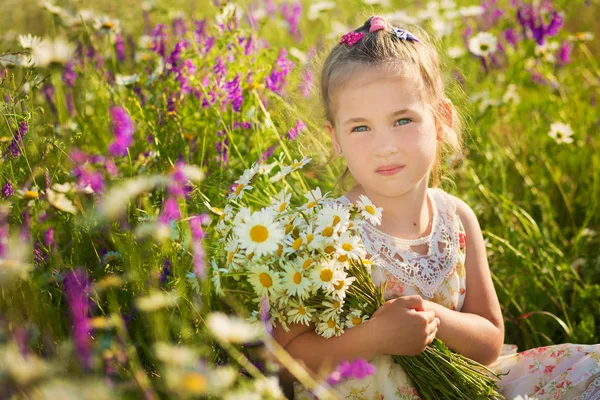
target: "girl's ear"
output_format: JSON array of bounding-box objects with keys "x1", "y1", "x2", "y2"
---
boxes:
[
  {"x1": 325, "y1": 120, "x2": 342, "y2": 156},
  {"x1": 437, "y1": 98, "x2": 454, "y2": 141}
]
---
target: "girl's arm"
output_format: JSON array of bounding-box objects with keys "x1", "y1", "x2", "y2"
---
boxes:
[{"x1": 422, "y1": 196, "x2": 505, "y2": 366}]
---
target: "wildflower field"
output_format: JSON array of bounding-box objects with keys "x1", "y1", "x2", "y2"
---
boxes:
[{"x1": 0, "y1": 0, "x2": 599, "y2": 398}]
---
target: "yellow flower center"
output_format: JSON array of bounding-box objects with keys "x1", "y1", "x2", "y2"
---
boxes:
[
  {"x1": 247, "y1": 252, "x2": 254, "y2": 260},
  {"x1": 327, "y1": 319, "x2": 336, "y2": 329},
  {"x1": 333, "y1": 300, "x2": 340, "y2": 309},
  {"x1": 259, "y1": 272, "x2": 273, "y2": 288},
  {"x1": 332, "y1": 215, "x2": 341, "y2": 226},
  {"x1": 333, "y1": 280, "x2": 345, "y2": 290},
  {"x1": 298, "y1": 306, "x2": 306, "y2": 315},
  {"x1": 338, "y1": 255, "x2": 348, "y2": 262},
  {"x1": 322, "y1": 227, "x2": 334, "y2": 237},
  {"x1": 277, "y1": 244, "x2": 283, "y2": 257},
  {"x1": 352, "y1": 317, "x2": 362, "y2": 326},
  {"x1": 180, "y1": 372, "x2": 207, "y2": 394},
  {"x1": 307, "y1": 201, "x2": 317, "y2": 208},
  {"x1": 235, "y1": 183, "x2": 245, "y2": 196},
  {"x1": 324, "y1": 246, "x2": 335, "y2": 254},
  {"x1": 279, "y1": 202, "x2": 287, "y2": 212},
  {"x1": 24, "y1": 191, "x2": 39, "y2": 200},
  {"x1": 320, "y1": 268, "x2": 333, "y2": 282},
  {"x1": 250, "y1": 225, "x2": 269, "y2": 243},
  {"x1": 292, "y1": 238, "x2": 303, "y2": 250},
  {"x1": 293, "y1": 272, "x2": 302, "y2": 285},
  {"x1": 285, "y1": 224, "x2": 294, "y2": 234},
  {"x1": 365, "y1": 205, "x2": 375, "y2": 215},
  {"x1": 227, "y1": 252, "x2": 235, "y2": 263},
  {"x1": 306, "y1": 234, "x2": 314, "y2": 244},
  {"x1": 292, "y1": 162, "x2": 302, "y2": 169},
  {"x1": 342, "y1": 243, "x2": 353, "y2": 251},
  {"x1": 302, "y1": 259, "x2": 312, "y2": 269}
]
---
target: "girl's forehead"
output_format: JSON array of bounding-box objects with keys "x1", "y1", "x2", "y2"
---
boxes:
[{"x1": 332, "y1": 70, "x2": 426, "y2": 118}]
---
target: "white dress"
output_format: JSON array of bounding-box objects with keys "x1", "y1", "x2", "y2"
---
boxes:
[{"x1": 293, "y1": 187, "x2": 600, "y2": 400}]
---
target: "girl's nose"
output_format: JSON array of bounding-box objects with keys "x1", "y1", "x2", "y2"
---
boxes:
[{"x1": 374, "y1": 139, "x2": 399, "y2": 158}]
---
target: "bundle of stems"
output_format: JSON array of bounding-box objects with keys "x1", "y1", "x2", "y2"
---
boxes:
[{"x1": 346, "y1": 260, "x2": 506, "y2": 400}]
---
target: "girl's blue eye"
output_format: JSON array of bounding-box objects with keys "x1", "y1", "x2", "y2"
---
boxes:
[
  {"x1": 351, "y1": 126, "x2": 368, "y2": 133},
  {"x1": 395, "y1": 118, "x2": 411, "y2": 126}
]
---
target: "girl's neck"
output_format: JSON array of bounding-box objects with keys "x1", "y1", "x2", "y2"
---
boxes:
[{"x1": 346, "y1": 179, "x2": 433, "y2": 240}]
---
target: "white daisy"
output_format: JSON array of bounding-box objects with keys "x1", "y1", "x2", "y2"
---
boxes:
[
  {"x1": 356, "y1": 195, "x2": 383, "y2": 226},
  {"x1": 295, "y1": 255, "x2": 315, "y2": 272},
  {"x1": 270, "y1": 189, "x2": 292, "y2": 214},
  {"x1": 331, "y1": 275, "x2": 356, "y2": 301},
  {"x1": 447, "y1": 46, "x2": 466, "y2": 59},
  {"x1": 316, "y1": 203, "x2": 351, "y2": 233},
  {"x1": 224, "y1": 238, "x2": 244, "y2": 272},
  {"x1": 206, "y1": 312, "x2": 264, "y2": 344},
  {"x1": 322, "y1": 298, "x2": 345, "y2": 321},
  {"x1": 308, "y1": 1, "x2": 336, "y2": 21},
  {"x1": 234, "y1": 209, "x2": 284, "y2": 257},
  {"x1": 46, "y1": 189, "x2": 77, "y2": 214},
  {"x1": 302, "y1": 187, "x2": 326, "y2": 210},
  {"x1": 283, "y1": 156, "x2": 312, "y2": 175},
  {"x1": 93, "y1": 15, "x2": 121, "y2": 32},
  {"x1": 228, "y1": 182, "x2": 253, "y2": 201},
  {"x1": 248, "y1": 265, "x2": 282, "y2": 297},
  {"x1": 18, "y1": 34, "x2": 42, "y2": 50},
  {"x1": 311, "y1": 259, "x2": 344, "y2": 293},
  {"x1": 468, "y1": 32, "x2": 498, "y2": 57},
  {"x1": 237, "y1": 162, "x2": 261, "y2": 185},
  {"x1": 281, "y1": 262, "x2": 312, "y2": 298},
  {"x1": 335, "y1": 231, "x2": 366, "y2": 262},
  {"x1": 136, "y1": 291, "x2": 178, "y2": 312},
  {"x1": 502, "y1": 84, "x2": 521, "y2": 105},
  {"x1": 287, "y1": 300, "x2": 315, "y2": 326},
  {"x1": 548, "y1": 122, "x2": 574, "y2": 144},
  {"x1": 459, "y1": 5, "x2": 485, "y2": 17},
  {"x1": 316, "y1": 315, "x2": 343, "y2": 338},
  {"x1": 345, "y1": 310, "x2": 368, "y2": 328},
  {"x1": 31, "y1": 37, "x2": 74, "y2": 67}
]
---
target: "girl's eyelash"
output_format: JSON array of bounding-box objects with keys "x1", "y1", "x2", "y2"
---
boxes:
[{"x1": 350, "y1": 118, "x2": 412, "y2": 132}]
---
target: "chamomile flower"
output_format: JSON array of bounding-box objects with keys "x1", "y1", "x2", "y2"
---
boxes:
[
  {"x1": 287, "y1": 299, "x2": 315, "y2": 325},
  {"x1": 316, "y1": 203, "x2": 351, "y2": 233},
  {"x1": 300, "y1": 226, "x2": 324, "y2": 251},
  {"x1": 316, "y1": 315, "x2": 343, "y2": 338},
  {"x1": 224, "y1": 238, "x2": 244, "y2": 272},
  {"x1": 468, "y1": 32, "x2": 498, "y2": 57},
  {"x1": 101, "y1": 251, "x2": 121, "y2": 265},
  {"x1": 31, "y1": 37, "x2": 74, "y2": 67},
  {"x1": 47, "y1": 189, "x2": 77, "y2": 214},
  {"x1": 548, "y1": 122, "x2": 574, "y2": 144},
  {"x1": 248, "y1": 265, "x2": 282, "y2": 297},
  {"x1": 345, "y1": 310, "x2": 368, "y2": 328},
  {"x1": 234, "y1": 209, "x2": 284, "y2": 257},
  {"x1": 356, "y1": 195, "x2": 383, "y2": 226},
  {"x1": 302, "y1": 187, "x2": 326, "y2": 210},
  {"x1": 206, "y1": 312, "x2": 264, "y2": 344},
  {"x1": 311, "y1": 259, "x2": 344, "y2": 293},
  {"x1": 210, "y1": 260, "x2": 225, "y2": 295},
  {"x1": 331, "y1": 275, "x2": 356, "y2": 301},
  {"x1": 228, "y1": 181, "x2": 252, "y2": 200},
  {"x1": 270, "y1": 189, "x2": 292, "y2": 214},
  {"x1": 18, "y1": 34, "x2": 42, "y2": 50},
  {"x1": 282, "y1": 156, "x2": 311, "y2": 175},
  {"x1": 281, "y1": 262, "x2": 312, "y2": 298},
  {"x1": 335, "y1": 231, "x2": 366, "y2": 262},
  {"x1": 322, "y1": 298, "x2": 345, "y2": 320}
]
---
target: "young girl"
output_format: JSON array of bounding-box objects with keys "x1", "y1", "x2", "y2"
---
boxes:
[{"x1": 273, "y1": 16, "x2": 600, "y2": 400}]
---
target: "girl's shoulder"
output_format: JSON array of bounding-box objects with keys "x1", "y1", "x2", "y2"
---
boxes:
[{"x1": 431, "y1": 188, "x2": 480, "y2": 236}]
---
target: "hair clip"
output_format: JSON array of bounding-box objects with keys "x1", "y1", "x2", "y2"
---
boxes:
[
  {"x1": 369, "y1": 16, "x2": 386, "y2": 32},
  {"x1": 340, "y1": 31, "x2": 364, "y2": 47},
  {"x1": 391, "y1": 27, "x2": 419, "y2": 42}
]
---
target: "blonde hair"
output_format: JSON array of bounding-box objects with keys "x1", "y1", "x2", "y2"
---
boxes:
[{"x1": 318, "y1": 16, "x2": 465, "y2": 190}]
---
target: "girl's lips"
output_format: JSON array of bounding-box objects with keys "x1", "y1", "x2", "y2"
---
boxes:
[{"x1": 376, "y1": 165, "x2": 405, "y2": 176}]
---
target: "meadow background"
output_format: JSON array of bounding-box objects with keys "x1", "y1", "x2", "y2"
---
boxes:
[{"x1": 0, "y1": 0, "x2": 599, "y2": 398}]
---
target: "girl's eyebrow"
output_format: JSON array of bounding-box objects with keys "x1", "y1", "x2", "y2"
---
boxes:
[{"x1": 342, "y1": 108, "x2": 417, "y2": 125}]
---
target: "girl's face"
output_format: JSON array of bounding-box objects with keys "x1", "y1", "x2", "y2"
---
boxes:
[{"x1": 327, "y1": 68, "x2": 441, "y2": 198}]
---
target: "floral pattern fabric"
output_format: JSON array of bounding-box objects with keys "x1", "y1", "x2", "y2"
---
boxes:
[{"x1": 294, "y1": 188, "x2": 600, "y2": 400}]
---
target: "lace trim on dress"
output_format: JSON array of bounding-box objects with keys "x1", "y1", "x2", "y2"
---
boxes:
[{"x1": 337, "y1": 188, "x2": 464, "y2": 298}]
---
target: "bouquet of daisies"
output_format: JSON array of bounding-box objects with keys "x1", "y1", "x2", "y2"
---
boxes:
[{"x1": 207, "y1": 156, "x2": 505, "y2": 399}]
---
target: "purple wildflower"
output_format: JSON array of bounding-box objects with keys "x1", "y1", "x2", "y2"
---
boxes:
[
  {"x1": 108, "y1": 106, "x2": 135, "y2": 157},
  {"x1": 178, "y1": 59, "x2": 196, "y2": 95},
  {"x1": 204, "y1": 36, "x2": 216, "y2": 54},
  {"x1": 213, "y1": 57, "x2": 226, "y2": 83},
  {"x1": 215, "y1": 137, "x2": 229, "y2": 164},
  {"x1": 327, "y1": 359, "x2": 376, "y2": 386},
  {"x1": 44, "y1": 228, "x2": 55, "y2": 250},
  {"x1": 266, "y1": 48, "x2": 295, "y2": 95},
  {"x1": 193, "y1": 19, "x2": 207, "y2": 47},
  {"x1": 161, "y1": 259, "x2": 172, "y2": 285},
  {"x1": 2, "y1": 182, "x2": 13, "y2": 198},
  {"x1": 558, "y1": 41, "x2": 572, "y2": 65},
  {"x1": 5, "y1": 121, "x2": 28, "y2": 159},
  {"x1": 261, "y1": 144, "x2": 277, "y2": 161},
  {"x1": 545, "y1": 11, "x2": 563, "y2": 36},
  {"x1": 225, "y1": 74, "x2": 243, "y2": 112},
  {"x1": 63, "y1": 269, "x2": 93, "y2": 369},
  {"x1": 189, "y1": 216, "x2": 206, "y2": 278},
  {"x1": 151, "y1": 24, "x2": 168, "y2": 58},
  {"x1": 504, "y1": 28, "x2": 518, "y2": 47},
  {"x1": 168, "y1": 40, "x2": 186, "y2": 73},
  {"x1": 280, "y1": 1, "x2": 302, "y2": 37},
  {"x1": 287, "y1": 119, "x2": 306, "y2": 141},
  {"x1": 42, "y1": 84, "x2": 57, "y2": 116},
  {"x1": 77, "y1": 167, "x2": 105, "y2": 192},
  {"x1": 159, "y1": 197, "x2": 180, "y2": 223},
  {"x1": 63, "y1": 61, "x2": 77, "y2": 87},
  {"x1": 172, "y1": 16, "x2": 187, "y2": 37},
  {"x1": 115, "y1": 34, "x2": 125, "y2": 62},
  {"x1": 105, "y1": 159, "x2": 118, "y2": 177}
]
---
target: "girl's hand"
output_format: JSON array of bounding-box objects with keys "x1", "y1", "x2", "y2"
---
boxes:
[{"x1": 368, "y1": 295, "x2": 440, "y2": 356}]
